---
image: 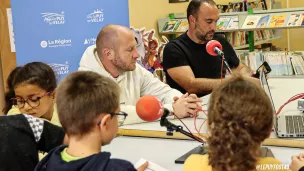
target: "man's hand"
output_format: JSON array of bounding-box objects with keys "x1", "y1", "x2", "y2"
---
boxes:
[
  {"x1": 137, "y1": 161, "x2": 149, "y2": 171},
  {"x1": 172, "y1": 93, "x2": 202, "y2": 118},
  {"x1": 290, "y1": 154, "x2": 304, "y2": 171}
]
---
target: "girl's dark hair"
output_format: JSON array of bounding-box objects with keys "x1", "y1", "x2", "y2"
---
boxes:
[
  {"x1": 2, "y1": 62, "x2": 57, "y2": 114},
  {"x1": 2, "y1": 67, "x2": 21, "y2": 114},
  {"x1": 207, "y1": 76, "x2": 273, "y2": 171}
]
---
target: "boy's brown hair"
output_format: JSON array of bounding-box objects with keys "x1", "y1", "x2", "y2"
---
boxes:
[
  {"x1": 207, "y1": 76, "x2": 273, "y2": 171},
  {"x1": 56, "y1": 71, "x2": 120, "y2": 137}
]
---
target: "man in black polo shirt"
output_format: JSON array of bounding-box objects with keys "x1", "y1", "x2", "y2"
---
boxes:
[{"x1": 163, "y1": 0, "x2": 255, "y2": 97}]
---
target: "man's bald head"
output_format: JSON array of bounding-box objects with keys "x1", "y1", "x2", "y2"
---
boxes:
[{"x1": 95, "y1": 24, "x2": 132, "y2": 58}]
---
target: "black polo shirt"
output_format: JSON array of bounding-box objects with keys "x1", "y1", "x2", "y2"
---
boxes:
[{"x1": 163, "y1": 33, "x2": 240, "y2": 97}]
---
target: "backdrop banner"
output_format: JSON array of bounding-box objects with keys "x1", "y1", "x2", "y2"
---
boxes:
[{"x1": 11, "y1": 0, "x2": 130, "y2": 81}]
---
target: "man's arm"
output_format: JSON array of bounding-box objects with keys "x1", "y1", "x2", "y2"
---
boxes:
[
  {"x1": 167, "y1": 66, "x2": 222, "y2": 95},
  {"x1": 232, "y1": 62, "x2": 253, "y2": 76}
]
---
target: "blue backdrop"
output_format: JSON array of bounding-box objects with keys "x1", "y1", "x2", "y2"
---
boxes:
[{"x1": 11, "y1": 0, "x2": 130, "y2": 81}]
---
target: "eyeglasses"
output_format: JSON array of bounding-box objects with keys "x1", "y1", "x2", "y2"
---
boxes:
[
  {"x1": 11, "y1": 91, "x2": 53, "y2": 108},
  {"x1": 97, "y1": 111, "x2": 128, "y2": 127}
]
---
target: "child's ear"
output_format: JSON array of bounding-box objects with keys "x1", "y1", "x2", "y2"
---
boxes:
[
  {"x1": 97, "y1": 114, "x2": 111, "y2": 130},
  {"x1": 51, "y1": 89, "x2": 56, "y2": 102}
]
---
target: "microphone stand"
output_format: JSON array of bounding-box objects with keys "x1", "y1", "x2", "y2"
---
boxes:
[
  {"x1": 160, "y1": 109, "x2": 207, "y2": 164},
  {"x1": 219, "y1": 54, "x2": 233, "y2": 74}
]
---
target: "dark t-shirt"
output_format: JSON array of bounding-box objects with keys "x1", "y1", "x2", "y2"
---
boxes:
[
  {"x1": 0, "y1": 114, "x2": 65, "y2": 171},
  {"x1": 163, "y1": 33, "x2": 240, "y2": 97}
]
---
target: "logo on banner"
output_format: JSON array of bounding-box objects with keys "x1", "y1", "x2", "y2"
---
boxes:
[
  {"x1": 40, "y1": 39, "x2": 72, "y2": 48},
  {"x1": 87, "y1": 9, "x2": 104, "y2": 23},
  {"x1": 84, "y1": 38, "x2": 96, "y2": 45},
  {"x1": 49, "y1": 62, "x2": 69, "y2": 75},
  {"x1": 41, "y1": 12, "x2": 65, "y2": 25}
]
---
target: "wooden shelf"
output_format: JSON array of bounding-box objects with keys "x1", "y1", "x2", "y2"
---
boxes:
[{"x1": 234, "y1": 36, "x2": 281, "y2": 49}]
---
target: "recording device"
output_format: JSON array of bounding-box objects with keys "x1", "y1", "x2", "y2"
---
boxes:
[
  {"x1": 252, "y1": 61, "x2": 272, "y2": 78},
  {"x1": 206, "y1": 40, "x2": 233, "y2": 73}
]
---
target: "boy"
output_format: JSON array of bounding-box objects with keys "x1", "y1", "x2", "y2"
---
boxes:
[
  {"x1": 0, "y1": 114, "x2": 67, "y2": 171},
  {"x1": 35, "y1": 71, "x2": 148, "y2": 171}
]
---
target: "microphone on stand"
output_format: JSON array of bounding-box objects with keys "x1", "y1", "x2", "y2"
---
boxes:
[
  {"x1": 206, "y1": 40, "x2": 233, "y2": 74},
  {"x1": 136, "y1": 95, "x2": 206, "y2": 164}
]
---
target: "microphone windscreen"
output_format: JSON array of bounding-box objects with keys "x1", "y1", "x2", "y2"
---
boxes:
[
  {"x1": 206, "y1": 40, "x2": 223, "y2": 56},
  {"x1": 136, "y1": 95, "x2": 164, "y2": 122}
]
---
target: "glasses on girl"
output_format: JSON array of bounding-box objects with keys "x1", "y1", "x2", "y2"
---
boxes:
[{"x1": 11, "y1": 91, "x2": 53, "y2": 108}]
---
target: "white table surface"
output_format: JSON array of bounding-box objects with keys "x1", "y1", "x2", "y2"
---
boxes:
[{"x1": 103, "y1": 136, "x2": 303, "y2": 171}]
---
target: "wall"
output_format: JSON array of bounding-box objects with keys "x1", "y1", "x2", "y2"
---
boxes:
[{"x1": 0, "y1": 0, "x2": 16, "y2": 115}]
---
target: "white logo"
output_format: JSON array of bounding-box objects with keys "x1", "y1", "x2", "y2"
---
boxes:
[
  {"x1": 40, "y1": 41, "x2": 48, "y2": 48},
  {"x1": 84, "y1": 38, "x2": 96, "y2": 45},
  {"x1": 41, "y1": 12, "x2": 65, "y2": 25},
  {"x1": 49, "y1": 62, "x2": 69, "y2": 75},
  {"x1": 87, "y1": 9, "x2": 104, "y2": 23},
  {"x1": 40, "y1": 39, "x2": 72, "y2": 48}
]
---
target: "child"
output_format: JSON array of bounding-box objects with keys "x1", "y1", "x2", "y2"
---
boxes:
[
  {"x1": 35, "y1": 71, "x2": 148, "y2": 171},
  {"x1": 183, "y1": 76, "x2": 289, "y2": 171},
  {"x1": 0, "y1": 114, "x2": 67, "y2": 171},
  {"x1": 290, "y1": 153, "x2": 304, "y2": 171},
  {"x1": 5, "y1": 62, "x2": 60, "y2": 125}
]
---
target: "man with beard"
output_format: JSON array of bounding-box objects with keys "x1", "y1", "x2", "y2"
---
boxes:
[
  {"x1": 79, "y1": 25, "x2": 202, "y2": 125},
  {"x1": 163, "y1": 0, "x2": 255, "y2": 97}
]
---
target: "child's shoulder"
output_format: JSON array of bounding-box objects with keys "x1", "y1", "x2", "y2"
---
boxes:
[{"x1": 184, "y1": 154, "x2": 212, "y2": 171}]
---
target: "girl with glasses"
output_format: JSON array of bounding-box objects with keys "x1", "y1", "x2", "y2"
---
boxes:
[{"x1": 3, "y1": 62, "x2": 59, "y2": 125}]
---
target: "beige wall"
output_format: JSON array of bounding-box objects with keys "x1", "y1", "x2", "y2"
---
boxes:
[{"x1": 129, "y1": 0, "x2": 304, "y2": 51}]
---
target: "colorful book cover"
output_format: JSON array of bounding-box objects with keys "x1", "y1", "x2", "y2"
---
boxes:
[
  {"x1": 226, "y1": 16, "x2": 239, "y2": 30},
  {"x1": 242, "y1": 15, "x2": 262, "y2": 29},
  {"x1": 287, "y1": 13, "x2": 302, "y2": 26},
  {"x1": 175, "y1": 19, "x2": 189, "y2": 32},
  {"x1": 162, "y1": 20, "x2": 179, "y2": 32},
  {"x1": 256, "y1": 15, "x2": 270, "y2": 28},
  {"x1": 301, "y1": 14, "x2": 304, "y2": 26},
  {"x1": 216, "y1": 17, "x2": 231, "y2": 30},
  {"x1": 268, "y1": 14, "x2": 287, "y2": 27}
]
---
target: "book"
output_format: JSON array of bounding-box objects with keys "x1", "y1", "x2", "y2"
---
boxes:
[
  {"x1": 175, "y1": 19, "x2": 188, "y2": 32},
  {"x1": 257, "y1": 15, "x2": 270, "y2": 28},
  {"x1": 162, "y1": 20, "x2": 179, "y2": 32},
  {"x1": 287, "y1": 13, "x2": 302, "y2": 26},
  {"x1": 216, "y1": 17, "x2": 231, "y2": 30},
  {"x1": 301, "y1": 14, "x2": 304, "y2": 26},
  {"x1": 226, "y1": 16, "x2": 239, "y2": 30},
  {"x1": 268, "y1": 14, "x2": 287, "y2": 27},
  {"x1": 242, "y1": 15, "x2": 262, "y2": 29}
]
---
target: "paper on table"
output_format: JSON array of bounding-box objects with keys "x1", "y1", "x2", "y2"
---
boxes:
[{"x1": 134, "y1": 158, "x2": 169, "y2": 171}]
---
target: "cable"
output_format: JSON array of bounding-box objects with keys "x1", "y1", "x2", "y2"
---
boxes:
[
  {"x1": 221, "y1": 55, "x2": 224, "y2": 82},
  {"x1": 276, "y1": 93, "x2": 304, "y2": 115},
  {"x1": 172, "y1": 112, "x2": 206, "y2": 143}
]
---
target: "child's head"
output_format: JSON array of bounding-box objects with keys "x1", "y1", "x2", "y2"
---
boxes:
[
  {"x1": 207, "y1": 76, "x2": 273, "y2": 171},
  {"x1": 10, "y1": 62, "x2": 56, "y2": 119},
  {"x1": 56, "y1": 71, "x2": 121, "y2": 145}
]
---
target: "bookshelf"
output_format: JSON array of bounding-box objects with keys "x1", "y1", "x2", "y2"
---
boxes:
[{"x1": 158, "y1": 7, "x2": 304, "y2": 49}]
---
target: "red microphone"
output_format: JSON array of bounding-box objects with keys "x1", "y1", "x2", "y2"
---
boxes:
[
  {"x1": 136, "y1": 95, "x2": 165, "y2": 122},
  {"x1": 206, "y1": 40, "x2": 224, "y2": 56}
]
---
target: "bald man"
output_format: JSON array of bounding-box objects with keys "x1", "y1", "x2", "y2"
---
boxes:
[{"x1": 79, "y1": 25, "x2": 201, "y2": 125}]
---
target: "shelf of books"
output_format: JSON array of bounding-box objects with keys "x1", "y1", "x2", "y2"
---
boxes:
[
  {"x1": 236, "y1": 50, "x2": 304, "y2": 77},
  {"x1": 158, "y1": 7, "x2": 304, "y2": 49}
]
